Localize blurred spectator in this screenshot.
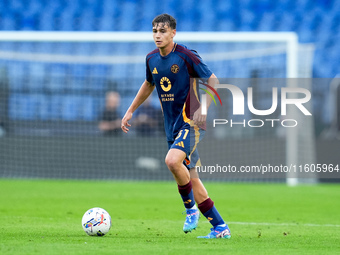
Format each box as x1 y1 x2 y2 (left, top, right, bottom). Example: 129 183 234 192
0 120 5 137
98 91 122 136
133 97 163 136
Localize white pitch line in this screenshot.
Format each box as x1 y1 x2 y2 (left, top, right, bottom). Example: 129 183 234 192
226 221 340 228
167 220 340 228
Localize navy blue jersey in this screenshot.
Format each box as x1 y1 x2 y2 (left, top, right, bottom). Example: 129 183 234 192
146 43 212 141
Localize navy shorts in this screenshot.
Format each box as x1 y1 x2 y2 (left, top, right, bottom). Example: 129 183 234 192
167 126 205 170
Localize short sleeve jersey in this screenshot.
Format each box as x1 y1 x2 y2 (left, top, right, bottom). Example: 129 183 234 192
146 43 212 141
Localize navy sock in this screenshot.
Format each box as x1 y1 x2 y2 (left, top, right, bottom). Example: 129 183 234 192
178 181 196 209
198 198 225 227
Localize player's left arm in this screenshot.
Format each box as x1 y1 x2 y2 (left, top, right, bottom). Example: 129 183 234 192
193 73 219 125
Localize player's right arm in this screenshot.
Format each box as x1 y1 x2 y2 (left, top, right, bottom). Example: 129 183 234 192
121 80 155 133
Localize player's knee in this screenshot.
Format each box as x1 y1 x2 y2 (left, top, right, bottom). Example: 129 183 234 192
165 155 181 172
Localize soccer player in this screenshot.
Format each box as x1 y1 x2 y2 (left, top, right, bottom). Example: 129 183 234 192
121 14 231 239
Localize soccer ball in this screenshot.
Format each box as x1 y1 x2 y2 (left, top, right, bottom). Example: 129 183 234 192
82 207 111 236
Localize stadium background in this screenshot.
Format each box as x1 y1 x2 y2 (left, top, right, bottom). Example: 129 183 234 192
0 0 339 181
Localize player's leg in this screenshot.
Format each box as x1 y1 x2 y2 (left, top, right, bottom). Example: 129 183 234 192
190 169 231 239
165 148 190 186
164 148 195 207
189 167 208 204
166 127 200 233
188 152 231 238
165 148 199 233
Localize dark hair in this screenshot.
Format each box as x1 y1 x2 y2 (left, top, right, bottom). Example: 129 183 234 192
152 14 176 29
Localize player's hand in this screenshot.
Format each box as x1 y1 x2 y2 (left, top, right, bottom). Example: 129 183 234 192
121 112 133 133
193 107 206 126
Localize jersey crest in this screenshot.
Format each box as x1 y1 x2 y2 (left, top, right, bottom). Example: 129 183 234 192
171 64 179 74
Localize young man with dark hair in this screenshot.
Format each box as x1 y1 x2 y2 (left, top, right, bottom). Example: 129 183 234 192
121 13 231 239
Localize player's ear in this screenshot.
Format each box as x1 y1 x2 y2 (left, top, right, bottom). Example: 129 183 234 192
172 29 176 38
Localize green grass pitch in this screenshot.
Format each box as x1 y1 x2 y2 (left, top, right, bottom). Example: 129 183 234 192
0 179 339 255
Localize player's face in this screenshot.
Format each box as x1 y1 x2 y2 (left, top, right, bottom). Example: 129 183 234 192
152 23 176 51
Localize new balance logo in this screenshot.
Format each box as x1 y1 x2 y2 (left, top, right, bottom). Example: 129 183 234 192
175 141 184 148
152 67 158 74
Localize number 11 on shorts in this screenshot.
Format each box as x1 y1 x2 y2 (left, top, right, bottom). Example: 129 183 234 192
176 129 189 140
